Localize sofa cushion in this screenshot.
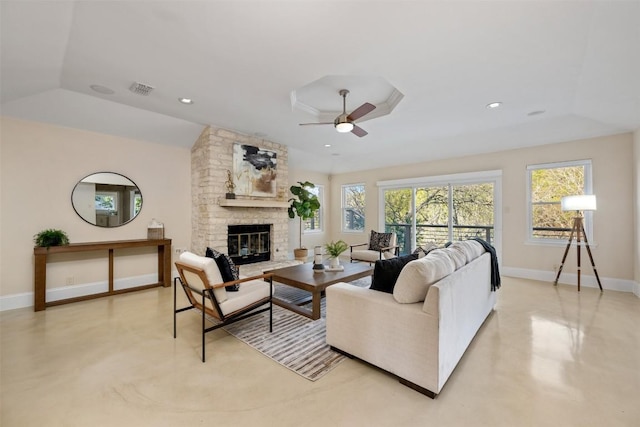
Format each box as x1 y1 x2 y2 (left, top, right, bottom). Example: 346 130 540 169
393 249 456 303
444 245 466 269
370 253 419 294
179 251 227 302
450 240 485 263
369 230 393 251
206 247 240 291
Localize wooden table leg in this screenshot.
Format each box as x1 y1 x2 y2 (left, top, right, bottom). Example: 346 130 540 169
108 249 114 292
34 253 47 311
310 291 321 320
159 242 171 287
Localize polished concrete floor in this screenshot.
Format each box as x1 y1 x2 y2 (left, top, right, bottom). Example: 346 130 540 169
1 277 639 426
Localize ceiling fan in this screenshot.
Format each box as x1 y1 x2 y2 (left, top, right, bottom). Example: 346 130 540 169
299 89 376 137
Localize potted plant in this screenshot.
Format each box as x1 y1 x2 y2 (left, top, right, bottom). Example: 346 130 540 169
34 229 70 249
325 240 348 268
288 181 320 261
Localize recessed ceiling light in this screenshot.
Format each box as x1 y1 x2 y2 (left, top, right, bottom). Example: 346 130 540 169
90 84 115 95
527 110 546 116
324 144 331 148
178 98 194 104
486 102 502 109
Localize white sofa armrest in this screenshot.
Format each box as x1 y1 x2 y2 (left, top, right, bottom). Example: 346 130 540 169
424 253 496 389
326 283 439 393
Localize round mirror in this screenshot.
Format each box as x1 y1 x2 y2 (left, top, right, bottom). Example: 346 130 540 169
71 172 142 227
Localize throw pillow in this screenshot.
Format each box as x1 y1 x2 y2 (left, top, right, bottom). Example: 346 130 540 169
205 247 240 291
412 242 439 258
393 249 456 303
369 230 393 251
370 253 419 294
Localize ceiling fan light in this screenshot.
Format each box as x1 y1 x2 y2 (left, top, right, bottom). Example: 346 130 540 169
336 122 354 133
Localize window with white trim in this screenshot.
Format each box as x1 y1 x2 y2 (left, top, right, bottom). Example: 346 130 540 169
304 185 323 233
527 160 593 243
379 171 501 255
342 184 365 232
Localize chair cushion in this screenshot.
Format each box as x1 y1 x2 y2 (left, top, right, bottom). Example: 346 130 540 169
179 251 227 302
393 249 456 303
206 247 240 291
369 230 392 251
370 253 419 294
351 250 385 263
219 279 271 316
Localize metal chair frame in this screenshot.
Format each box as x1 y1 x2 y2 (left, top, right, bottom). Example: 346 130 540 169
174 261 273 362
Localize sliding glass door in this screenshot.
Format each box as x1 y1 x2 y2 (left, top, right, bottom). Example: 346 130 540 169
382 173 498 255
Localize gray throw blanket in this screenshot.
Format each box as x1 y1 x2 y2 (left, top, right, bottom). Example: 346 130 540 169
470 238 501 291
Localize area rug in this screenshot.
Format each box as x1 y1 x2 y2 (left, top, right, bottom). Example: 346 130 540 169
222 277 371 381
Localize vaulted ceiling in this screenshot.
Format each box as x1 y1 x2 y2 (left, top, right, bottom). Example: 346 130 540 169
2 1 639 173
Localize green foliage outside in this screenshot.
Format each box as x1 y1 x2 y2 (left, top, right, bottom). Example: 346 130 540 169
384 183 494 250
343 184 365 231
530 165 584 239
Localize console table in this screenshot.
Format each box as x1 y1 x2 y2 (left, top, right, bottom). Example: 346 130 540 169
34 238 172 311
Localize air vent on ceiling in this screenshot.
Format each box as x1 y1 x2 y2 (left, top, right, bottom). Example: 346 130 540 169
129 82 155 96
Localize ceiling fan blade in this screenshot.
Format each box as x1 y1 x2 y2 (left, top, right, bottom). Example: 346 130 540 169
347 102 376 121
299 122 333 126
351 124 368 137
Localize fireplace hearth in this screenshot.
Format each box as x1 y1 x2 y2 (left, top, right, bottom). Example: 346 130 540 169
227 224 271 265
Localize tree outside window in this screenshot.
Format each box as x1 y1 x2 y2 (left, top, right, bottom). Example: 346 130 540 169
342 184 365 232
384 182 494 253
528 160 592 242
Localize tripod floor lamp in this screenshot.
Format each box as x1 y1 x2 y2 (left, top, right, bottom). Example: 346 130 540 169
553 194 603 292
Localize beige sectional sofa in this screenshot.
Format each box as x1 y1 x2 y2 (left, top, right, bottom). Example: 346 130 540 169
326 241 498 398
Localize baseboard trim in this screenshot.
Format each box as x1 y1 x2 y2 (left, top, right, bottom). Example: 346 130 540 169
502 267 637 295
0 272 171 312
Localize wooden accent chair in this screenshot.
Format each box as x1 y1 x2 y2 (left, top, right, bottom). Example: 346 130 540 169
350 231 400 264
174 251 273 362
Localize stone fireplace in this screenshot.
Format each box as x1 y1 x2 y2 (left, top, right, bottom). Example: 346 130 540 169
190 126 289 262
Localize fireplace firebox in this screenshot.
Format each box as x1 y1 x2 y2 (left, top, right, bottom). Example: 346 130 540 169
227 224 271 265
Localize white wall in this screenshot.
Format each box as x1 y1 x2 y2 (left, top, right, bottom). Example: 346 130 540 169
634 129 640 296
0 117 193 309
329 133 635 291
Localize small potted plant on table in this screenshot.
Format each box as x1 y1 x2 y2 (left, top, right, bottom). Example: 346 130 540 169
34 229 70 249
325 240 348 270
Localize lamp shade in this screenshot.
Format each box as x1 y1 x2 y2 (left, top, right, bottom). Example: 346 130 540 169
561 195 597 211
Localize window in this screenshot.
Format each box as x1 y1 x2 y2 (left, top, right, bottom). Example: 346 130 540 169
304 185 323 233
95 192 118 213
382 174 497 254
342 184 365 232
527 160 592 243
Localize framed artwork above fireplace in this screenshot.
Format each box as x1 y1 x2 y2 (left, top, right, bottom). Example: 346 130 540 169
232 143 277 197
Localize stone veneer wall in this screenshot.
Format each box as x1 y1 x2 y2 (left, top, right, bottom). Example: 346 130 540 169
191 126 289 261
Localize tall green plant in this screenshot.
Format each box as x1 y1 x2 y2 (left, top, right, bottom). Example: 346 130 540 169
288 181 320 249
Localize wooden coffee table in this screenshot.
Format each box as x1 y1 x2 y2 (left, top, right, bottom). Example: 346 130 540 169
266 262 373 320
